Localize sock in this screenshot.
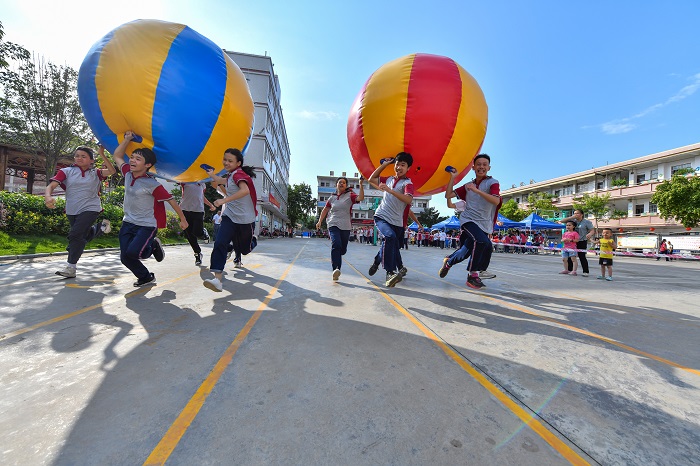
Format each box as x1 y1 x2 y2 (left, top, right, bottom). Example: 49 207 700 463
470 272 478 278
67 262 76 269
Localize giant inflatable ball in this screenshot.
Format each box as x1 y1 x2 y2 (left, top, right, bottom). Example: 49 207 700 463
347 53 488 195
78 19 254 182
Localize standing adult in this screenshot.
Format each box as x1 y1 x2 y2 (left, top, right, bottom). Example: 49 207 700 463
45 146 116 278
559 209 595 276
316 176 364 281
179 181 216 266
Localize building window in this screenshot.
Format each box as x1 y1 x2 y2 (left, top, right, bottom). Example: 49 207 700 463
515 197 520 204
650 168 658 179
635 204 645 215
562 185 574 196
596 181 604 190
649 203 657 214
554 189 561 197
636 174 646 184
671 163 691 175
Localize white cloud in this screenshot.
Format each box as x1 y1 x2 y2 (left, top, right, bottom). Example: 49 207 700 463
594 73 700 135
297 110 340 121
601 122 636 134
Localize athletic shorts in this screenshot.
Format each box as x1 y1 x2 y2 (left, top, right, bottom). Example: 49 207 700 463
599 258 613 266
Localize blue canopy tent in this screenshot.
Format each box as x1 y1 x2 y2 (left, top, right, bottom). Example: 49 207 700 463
495 213 526 230
521 213 565 230
431 216 460 231
407 221 421 231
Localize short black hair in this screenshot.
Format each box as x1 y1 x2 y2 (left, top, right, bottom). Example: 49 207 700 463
474 153 490 163
566 220 577 227
132 147 157 167
74 146 94 160
395 152 413 167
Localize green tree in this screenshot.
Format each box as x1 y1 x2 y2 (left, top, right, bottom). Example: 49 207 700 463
651 175 700 228
526 191 559 218
499 199 527 221
287 183 316 228
418 207 447 228
0 53 89 179
0 21 29 69
572 192 614 232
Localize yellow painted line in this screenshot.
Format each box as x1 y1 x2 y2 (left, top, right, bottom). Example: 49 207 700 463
143 246 305 466
348 263 589 465
411 268 700 377
0 271 201 341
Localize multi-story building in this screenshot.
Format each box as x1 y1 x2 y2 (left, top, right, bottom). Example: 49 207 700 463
226 51 290 235
501 142 700 235
316 171 432 230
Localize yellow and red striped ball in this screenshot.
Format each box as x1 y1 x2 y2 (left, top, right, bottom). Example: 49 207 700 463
347 53 488 195
78 19 254 182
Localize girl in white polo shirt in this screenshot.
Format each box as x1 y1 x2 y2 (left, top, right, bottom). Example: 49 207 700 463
45 145 116 278
316 176 364 281
203 148 258 292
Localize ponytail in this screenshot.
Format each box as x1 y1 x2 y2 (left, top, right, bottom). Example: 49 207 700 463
224 148 256 178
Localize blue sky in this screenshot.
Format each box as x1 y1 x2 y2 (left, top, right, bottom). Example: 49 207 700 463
2 0 699 216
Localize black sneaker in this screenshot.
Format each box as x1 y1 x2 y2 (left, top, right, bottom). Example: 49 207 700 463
195 253 203 266
152 238 164 262
399 266 407 277
466 275 485 289
439 257 451 278
368 261 379 276
203 229 210 244
134 273 156 287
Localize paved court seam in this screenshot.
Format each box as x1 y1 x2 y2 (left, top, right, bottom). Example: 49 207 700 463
345 261 595 466
143 245 306 466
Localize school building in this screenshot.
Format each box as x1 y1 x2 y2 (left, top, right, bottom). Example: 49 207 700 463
500 142 700 236
316 171 432 229
226 51 291 235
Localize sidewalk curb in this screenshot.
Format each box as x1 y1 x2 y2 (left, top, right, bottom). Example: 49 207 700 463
0 242 188 262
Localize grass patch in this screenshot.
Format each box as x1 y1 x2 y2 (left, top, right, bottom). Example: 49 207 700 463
0 232 185 256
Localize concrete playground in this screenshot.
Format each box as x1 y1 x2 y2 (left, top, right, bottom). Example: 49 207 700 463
0 237 698 465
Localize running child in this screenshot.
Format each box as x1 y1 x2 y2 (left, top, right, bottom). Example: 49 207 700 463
594 228 616 281
560 221 580 276
367 153 415 287
179 181 216 266
203 148 258 292
45 145 117 278
113 131 188 287
440 154 501 289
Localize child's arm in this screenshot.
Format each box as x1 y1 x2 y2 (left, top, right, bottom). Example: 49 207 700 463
112 132 134 168
97 145 117 177
368 158 394 186
213 180 250 207
316 205 330 230
44 180 61 209
356 176 365 202
445 167 458 200
165 198 189 230
446 197 456 209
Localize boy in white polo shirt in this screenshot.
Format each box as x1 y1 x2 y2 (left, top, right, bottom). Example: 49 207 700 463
113 131 188 287
368 152 414 288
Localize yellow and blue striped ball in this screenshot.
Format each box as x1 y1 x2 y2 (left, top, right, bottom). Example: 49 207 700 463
78 19 254 182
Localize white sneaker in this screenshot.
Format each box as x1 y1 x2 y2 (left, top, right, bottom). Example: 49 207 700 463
55 266 76 278
203 278 223 292
582 272 589 277
332 269 341 281
100 219 112 234
479 270 496 279
233 260 243 268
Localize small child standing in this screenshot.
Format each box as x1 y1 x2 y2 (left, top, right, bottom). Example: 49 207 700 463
203 148 258 292
113 132 188 287
560 221 580 275
595 228 616 281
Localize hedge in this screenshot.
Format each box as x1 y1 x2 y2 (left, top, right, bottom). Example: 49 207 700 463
0 191 208 239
